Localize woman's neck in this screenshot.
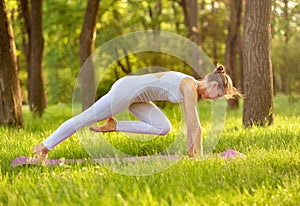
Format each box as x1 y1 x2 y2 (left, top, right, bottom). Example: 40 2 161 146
196 80 207 95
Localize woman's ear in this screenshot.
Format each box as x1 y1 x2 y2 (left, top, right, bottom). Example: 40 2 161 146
210 81 219 89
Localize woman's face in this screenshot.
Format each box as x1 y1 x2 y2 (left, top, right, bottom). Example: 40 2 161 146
203 81 224 100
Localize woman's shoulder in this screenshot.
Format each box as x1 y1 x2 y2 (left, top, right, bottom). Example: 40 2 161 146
165 71 195 78
173 71 197 83
176 72 198 89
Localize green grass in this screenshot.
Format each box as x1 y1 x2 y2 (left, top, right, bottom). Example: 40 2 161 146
1 95 300 205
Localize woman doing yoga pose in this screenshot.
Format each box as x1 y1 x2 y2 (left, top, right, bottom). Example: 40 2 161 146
34 64 240 160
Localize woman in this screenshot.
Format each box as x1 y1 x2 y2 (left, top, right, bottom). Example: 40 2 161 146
34 64 240 160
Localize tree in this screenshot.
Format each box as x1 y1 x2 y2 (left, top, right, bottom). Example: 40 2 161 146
180 0 201 78
20 0 46 116
225 0 243 109
0 0 23 127
279 0 290 94
180 0 200 45
79 0 101 111
210 0 218 64
30 0 46 116
242 0 274 127
19 0 30 83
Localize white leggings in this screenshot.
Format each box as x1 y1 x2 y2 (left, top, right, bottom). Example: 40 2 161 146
43 81 172 150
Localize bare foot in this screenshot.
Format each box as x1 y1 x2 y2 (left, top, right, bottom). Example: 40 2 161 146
33 143 49 162
89 117 117 133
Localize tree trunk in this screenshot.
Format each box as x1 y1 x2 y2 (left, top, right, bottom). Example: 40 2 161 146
242 0 274 127
238 0 246 95
172 1 180 33
181 0 201 45
0 0 23 127
283 0 289 44
27 0 46 116
211 1 218 64
180 0 201 79
280 0 290 94
225 0 243 109
79 0 101 111
19 0 31 101
238 33 244 94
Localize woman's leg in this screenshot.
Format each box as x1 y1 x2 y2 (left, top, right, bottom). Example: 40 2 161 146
41 94 112 150
33 78 131 159
116 102 172 135
40 78 130 151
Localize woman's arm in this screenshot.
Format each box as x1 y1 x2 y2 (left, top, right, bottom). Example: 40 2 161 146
181 79 203 157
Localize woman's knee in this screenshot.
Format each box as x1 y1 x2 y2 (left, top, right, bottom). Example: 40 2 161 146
157 119 172 136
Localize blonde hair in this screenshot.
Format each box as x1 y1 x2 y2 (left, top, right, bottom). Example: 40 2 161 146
205 64 242 99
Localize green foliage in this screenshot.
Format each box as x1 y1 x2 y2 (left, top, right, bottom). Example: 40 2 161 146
272 33 300 95
199 0 230 63
0 95 300 205
5 0 300 103
272 0 300 95
46 67 75 104
42 1 85 104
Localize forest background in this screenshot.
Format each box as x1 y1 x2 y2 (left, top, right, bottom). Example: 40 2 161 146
5 0 300 109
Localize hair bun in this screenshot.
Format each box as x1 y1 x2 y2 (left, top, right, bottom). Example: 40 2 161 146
215 64 226 74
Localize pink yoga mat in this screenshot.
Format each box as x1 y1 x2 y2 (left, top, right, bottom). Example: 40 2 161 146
11 150 245 167
10 155 180 167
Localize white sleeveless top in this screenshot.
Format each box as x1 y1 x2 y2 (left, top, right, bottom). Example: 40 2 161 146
116 71 197 104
